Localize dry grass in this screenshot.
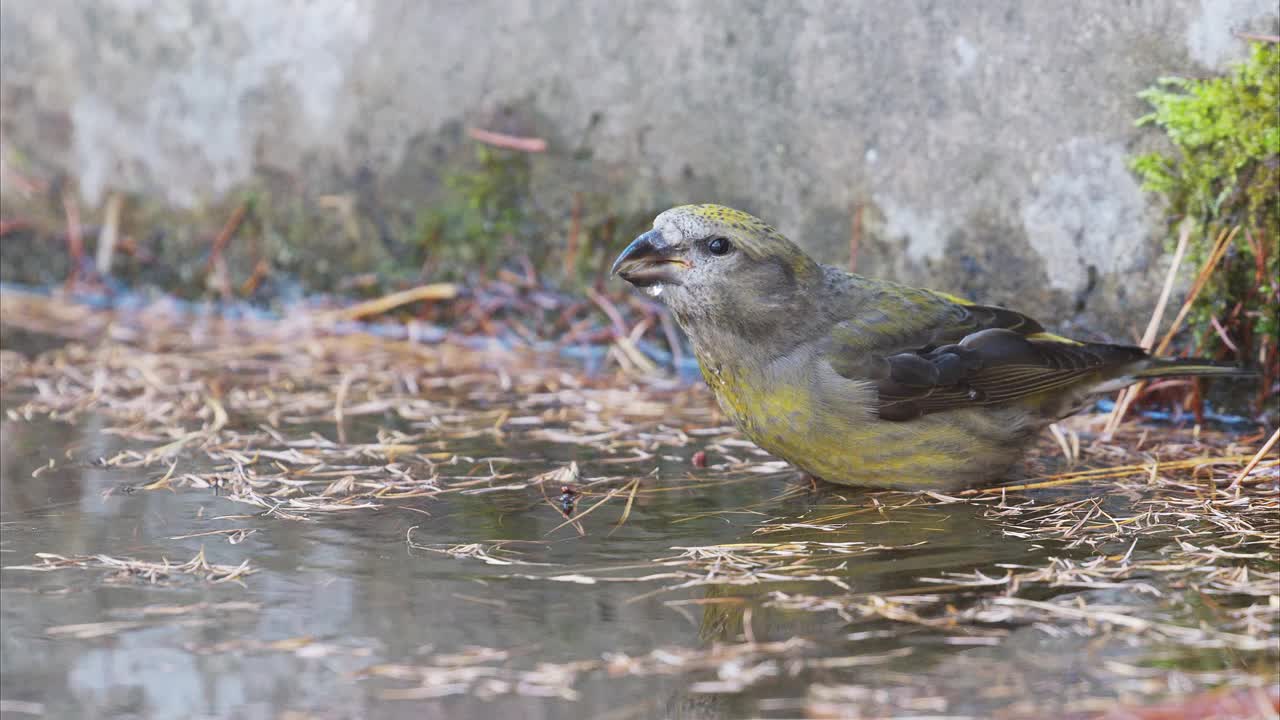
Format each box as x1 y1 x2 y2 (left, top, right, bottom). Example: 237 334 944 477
2 291 1276 716
5 548 257 586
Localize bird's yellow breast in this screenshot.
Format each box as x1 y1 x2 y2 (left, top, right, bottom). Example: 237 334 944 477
695 351 1032 490
698 351 862 478
698 353 811 441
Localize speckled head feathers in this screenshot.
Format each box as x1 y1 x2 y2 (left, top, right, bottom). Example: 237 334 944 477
618 204 825 358
652 204 802 261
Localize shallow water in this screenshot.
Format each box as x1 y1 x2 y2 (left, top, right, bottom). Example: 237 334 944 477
0 325 1274 720
0 413 1000 719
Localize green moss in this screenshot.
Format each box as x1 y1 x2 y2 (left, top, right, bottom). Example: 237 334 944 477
408 146 662 289
1131 42 1280 372
414 145 538 279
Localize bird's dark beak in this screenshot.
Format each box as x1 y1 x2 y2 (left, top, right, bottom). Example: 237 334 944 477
611 230 687 287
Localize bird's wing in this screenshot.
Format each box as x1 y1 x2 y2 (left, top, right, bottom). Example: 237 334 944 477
823 286 1146 420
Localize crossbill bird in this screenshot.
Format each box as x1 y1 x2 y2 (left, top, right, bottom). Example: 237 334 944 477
612 204 1251 490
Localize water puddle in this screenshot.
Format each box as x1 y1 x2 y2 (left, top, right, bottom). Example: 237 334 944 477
1 301 1275 719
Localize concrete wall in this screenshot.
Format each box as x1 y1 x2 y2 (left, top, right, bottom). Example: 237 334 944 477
1 0 1275 334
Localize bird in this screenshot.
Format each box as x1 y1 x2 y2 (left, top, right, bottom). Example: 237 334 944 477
611 204 1252 490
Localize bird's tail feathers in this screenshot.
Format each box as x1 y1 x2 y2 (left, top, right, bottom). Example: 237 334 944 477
1133 357 1256 380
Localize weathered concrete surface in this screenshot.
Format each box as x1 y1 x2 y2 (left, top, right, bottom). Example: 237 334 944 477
1 0 1275 334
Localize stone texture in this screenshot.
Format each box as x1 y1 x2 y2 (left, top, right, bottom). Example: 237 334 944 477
1 0 1275 335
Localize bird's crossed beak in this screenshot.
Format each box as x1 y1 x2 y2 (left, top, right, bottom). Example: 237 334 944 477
611 230 688 287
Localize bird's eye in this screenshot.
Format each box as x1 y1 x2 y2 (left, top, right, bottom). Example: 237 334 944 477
707 237 732 256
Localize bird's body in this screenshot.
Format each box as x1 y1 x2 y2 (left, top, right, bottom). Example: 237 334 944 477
613 204 1251 490
688 270 1041 490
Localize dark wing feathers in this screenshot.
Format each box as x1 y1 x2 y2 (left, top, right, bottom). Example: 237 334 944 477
823 286 1147 421
873 330 1148 421
827 288 1048 367
950 303 1045 339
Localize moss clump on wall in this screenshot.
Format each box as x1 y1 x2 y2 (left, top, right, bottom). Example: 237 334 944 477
1131 41 1279 400
411 145 660 288
414 145 538 278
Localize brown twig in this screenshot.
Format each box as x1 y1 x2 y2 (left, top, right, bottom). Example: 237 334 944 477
1103 220 1191 436
607 478 642 537
849 203 863 273
1104 224 1238 436
239 258 272 296
206 202 248 301
586 287 627 338
565 192 582 279
466 128 547 153
205 202 248 274
1231 428 1279 490
334 372 354 445
1155 225 1240 356
1209 314 1239 352
659 309 685 369
1235 31 1280 43
96 193 124 276
62 193 83 290
1143 219 1193 351
0 219 33 237
320 284 459 323
965 453 1262 494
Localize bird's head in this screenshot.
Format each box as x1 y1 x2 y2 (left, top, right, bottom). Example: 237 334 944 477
612 204 822 350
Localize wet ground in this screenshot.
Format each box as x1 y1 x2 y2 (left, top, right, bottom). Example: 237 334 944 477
0 299 1276 719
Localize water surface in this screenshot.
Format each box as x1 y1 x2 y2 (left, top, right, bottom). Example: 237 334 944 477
1 325 1275 719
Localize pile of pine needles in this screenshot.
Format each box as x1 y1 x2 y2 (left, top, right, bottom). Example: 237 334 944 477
2 291 1276 718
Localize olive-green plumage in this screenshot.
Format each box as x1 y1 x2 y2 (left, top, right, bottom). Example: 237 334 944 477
612 204 1252 490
